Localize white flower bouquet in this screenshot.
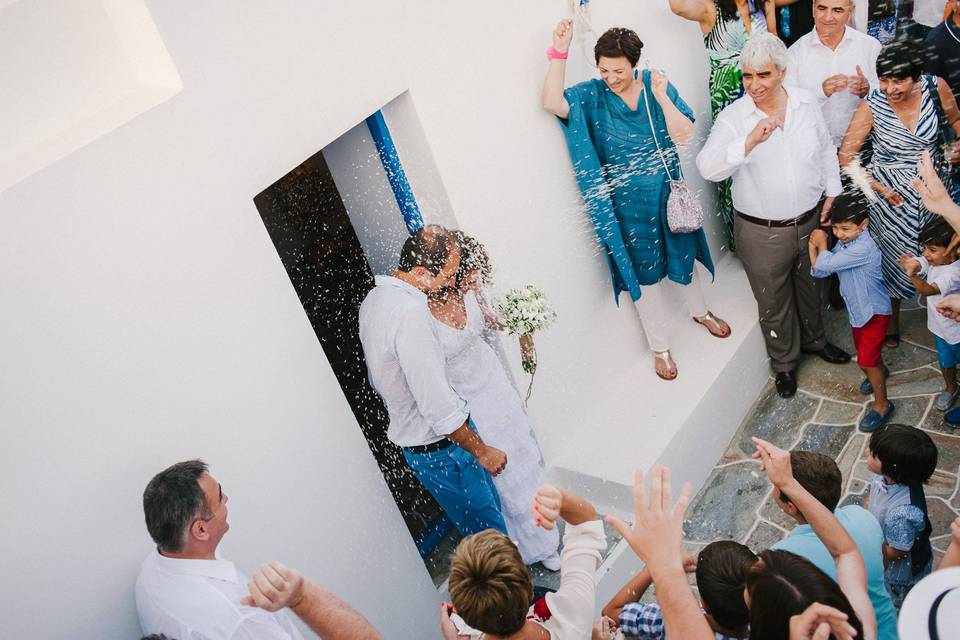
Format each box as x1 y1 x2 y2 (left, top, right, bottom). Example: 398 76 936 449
494 285 558 403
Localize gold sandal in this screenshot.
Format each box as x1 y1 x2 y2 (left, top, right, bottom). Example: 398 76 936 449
693 311 731 338
654 350 678 381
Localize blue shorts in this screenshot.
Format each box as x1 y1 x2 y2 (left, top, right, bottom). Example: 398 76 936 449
935 335 960 369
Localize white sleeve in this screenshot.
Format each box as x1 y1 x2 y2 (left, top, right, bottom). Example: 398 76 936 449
815 107 842 197
229 611 304 640
542 520 607 638
696 114 749 182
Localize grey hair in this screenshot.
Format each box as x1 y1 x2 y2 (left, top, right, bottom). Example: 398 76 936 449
739 31 789 71
143 459 213 552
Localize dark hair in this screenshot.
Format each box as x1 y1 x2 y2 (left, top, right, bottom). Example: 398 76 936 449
828 191 870 226
919 217 956 250
397 224 455 275
717 0 769 21
142 636 173 640
746 550 863 640
876 38 925 80
143 460 211 553
452 231 492 291
780 451 843 512
594 28 644 66
696 541 758 630
868 424 938 485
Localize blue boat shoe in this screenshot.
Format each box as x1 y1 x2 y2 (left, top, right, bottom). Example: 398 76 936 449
859 401 895 432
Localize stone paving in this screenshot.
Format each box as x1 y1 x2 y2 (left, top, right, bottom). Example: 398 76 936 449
684 301 960 567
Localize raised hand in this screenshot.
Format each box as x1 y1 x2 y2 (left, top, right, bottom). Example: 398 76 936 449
822 74 849 98
751 437 794 489
440 602 470 640
746 116 782 153
897 253 921 275
846 65 869 98
605 465 692 575
241 562 305 612
912 150 957 217
650 69 669 98
533 484 562 530
552 19 574 53
789 603 858 640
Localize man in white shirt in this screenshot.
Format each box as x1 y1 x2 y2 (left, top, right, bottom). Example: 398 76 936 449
787 0 882 148
697 32 849 399
358 224 508 537
135 460 377 640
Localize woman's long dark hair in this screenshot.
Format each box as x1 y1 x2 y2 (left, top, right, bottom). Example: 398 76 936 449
746 550 863 640
716 0 770 22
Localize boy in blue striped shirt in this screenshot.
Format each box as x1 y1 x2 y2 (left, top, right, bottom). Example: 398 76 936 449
809 192 893 432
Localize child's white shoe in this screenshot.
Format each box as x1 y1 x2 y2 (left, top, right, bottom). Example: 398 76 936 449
541 552 561 571
936 388 959 411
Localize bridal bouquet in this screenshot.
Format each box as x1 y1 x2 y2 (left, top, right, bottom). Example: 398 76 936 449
495 285 558 403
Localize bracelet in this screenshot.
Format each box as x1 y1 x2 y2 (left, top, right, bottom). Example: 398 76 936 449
546 46 568 61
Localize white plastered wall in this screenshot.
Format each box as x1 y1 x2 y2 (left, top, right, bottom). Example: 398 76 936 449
0 1 760 638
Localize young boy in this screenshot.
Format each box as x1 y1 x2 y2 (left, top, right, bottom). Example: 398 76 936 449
897 218 960 413
809 191 894 432
600 541 757 640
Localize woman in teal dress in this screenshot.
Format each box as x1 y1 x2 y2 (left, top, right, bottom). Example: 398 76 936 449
542 21 729 380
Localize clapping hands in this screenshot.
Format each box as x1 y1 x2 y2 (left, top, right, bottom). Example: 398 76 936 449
897 253 921 276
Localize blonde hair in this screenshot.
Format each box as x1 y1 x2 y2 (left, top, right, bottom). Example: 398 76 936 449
448 530 533 635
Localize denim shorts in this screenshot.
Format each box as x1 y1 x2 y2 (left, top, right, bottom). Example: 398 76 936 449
935 335 960 369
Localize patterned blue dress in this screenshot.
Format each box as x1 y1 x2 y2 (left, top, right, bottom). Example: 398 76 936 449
866 75 953 300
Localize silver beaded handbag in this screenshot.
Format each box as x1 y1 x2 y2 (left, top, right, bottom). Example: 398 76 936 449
642 87 704 234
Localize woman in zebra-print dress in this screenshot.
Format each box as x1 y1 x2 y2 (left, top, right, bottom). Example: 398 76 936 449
840 41 960 346
667 0 776 249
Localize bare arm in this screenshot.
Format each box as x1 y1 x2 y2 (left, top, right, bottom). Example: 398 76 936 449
447 423 507 476
542 19 572 118
650 71 695 145
881 543 909 568
939 77 960 136
666 0 714 29
839 102 873 168
909 274 941 297
602 568 653 623
940 517 960 569
765 1 779 38
243 564 383 640
808 229 828 270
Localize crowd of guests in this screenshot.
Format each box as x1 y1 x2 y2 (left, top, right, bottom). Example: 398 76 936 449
131 2 960 639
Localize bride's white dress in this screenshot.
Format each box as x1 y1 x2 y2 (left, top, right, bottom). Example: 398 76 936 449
434 292 560 564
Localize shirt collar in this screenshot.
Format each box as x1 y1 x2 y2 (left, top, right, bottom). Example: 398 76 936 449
838 232 868 250
376 274 428 302
743 87 804 119
154 550 240 583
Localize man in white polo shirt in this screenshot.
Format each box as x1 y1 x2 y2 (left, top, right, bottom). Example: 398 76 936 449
786 0 882 149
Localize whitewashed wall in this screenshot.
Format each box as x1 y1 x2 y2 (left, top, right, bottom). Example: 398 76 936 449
0 1 724 638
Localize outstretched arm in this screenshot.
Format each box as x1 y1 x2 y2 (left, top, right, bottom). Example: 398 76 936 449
243 563 383 640
542 19 572 118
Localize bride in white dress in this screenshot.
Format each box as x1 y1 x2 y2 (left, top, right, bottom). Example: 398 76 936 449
428 232 561 568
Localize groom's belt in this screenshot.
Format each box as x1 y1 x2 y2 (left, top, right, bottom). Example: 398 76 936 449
404 438 454 454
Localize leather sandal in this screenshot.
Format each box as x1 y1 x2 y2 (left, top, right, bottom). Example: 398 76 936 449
693 311 732 338
654 350 678 381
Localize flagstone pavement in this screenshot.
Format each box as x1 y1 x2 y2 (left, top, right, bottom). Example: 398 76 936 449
683 300 960 568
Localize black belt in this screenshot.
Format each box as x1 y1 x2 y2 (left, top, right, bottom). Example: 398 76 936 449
737 208 815 228
404 438 454 454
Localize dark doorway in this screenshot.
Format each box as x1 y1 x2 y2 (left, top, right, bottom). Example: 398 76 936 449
253 150 447 553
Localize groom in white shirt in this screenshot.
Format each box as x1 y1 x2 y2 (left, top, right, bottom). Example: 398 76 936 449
359 224 508 537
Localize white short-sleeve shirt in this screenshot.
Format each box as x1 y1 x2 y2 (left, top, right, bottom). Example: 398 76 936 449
919 258 960 344
135 550 305 640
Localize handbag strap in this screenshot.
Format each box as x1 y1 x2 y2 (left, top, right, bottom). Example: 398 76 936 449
641 78 680 181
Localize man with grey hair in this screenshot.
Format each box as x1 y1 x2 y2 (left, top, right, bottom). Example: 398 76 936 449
697 31 848 399
786 0 881 148
135 460 378 639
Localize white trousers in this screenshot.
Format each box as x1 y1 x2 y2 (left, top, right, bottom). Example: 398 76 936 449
632 269 708 353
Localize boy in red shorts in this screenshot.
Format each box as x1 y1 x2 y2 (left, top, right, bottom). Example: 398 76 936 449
809 191 894 432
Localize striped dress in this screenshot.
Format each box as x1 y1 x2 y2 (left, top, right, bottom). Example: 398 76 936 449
704 0 768 249
866 75 954 300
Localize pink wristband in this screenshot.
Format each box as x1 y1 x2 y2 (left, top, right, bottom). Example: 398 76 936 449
546 46 569 61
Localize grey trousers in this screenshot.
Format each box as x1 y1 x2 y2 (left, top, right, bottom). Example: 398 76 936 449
735 209 827 373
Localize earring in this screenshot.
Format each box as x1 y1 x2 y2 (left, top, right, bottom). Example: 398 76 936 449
634 68 639 80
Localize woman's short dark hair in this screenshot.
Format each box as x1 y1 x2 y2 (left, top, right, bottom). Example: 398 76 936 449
876 38 925 80
828 191 871 226
397 224 454 275
868 423 938 485
594 28 644 66
452 231 492 290
919 217 956 250
142 460 211 553
696 541 758 630
746 550 863 640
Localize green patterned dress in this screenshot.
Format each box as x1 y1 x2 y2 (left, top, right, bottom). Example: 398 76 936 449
704 0 768 249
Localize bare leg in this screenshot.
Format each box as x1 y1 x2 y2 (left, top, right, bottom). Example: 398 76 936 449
886 299 901 346
943 366 958 394
864 364 889 414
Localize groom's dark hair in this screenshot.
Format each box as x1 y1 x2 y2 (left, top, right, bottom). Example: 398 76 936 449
398 224 454 275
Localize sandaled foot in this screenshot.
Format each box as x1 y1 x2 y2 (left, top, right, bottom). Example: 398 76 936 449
654 350 678 381
885 333 900 348
693 311 731 338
